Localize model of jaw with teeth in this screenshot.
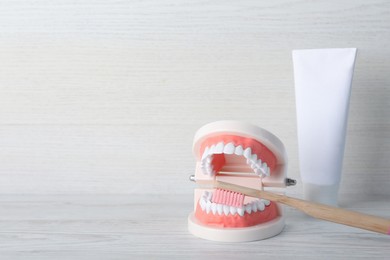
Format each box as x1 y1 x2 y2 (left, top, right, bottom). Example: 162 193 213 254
188 121 288 242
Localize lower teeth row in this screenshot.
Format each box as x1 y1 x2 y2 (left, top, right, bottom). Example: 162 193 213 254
199 193 270 216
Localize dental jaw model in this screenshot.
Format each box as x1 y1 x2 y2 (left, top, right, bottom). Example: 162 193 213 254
188 121 292 242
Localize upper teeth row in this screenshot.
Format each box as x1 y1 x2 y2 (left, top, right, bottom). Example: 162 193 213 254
200 142 270 177
199 191 271 216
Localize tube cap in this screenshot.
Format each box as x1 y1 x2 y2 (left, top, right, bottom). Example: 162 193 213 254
303 183 340 206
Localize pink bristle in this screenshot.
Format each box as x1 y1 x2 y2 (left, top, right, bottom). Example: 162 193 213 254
224 190 229 205
222 190 228 205
236 193 241 208
232 193 237 207
229 191 235 206
232 193 239 207
239 194 244 208
227 191 232 205
211 189 220 204
211 188 245 208
238 194 243 208
213 189 219 203
231 192 237 207
217 189 222 203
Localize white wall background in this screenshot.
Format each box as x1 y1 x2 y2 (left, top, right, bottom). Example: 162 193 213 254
0 0 389 196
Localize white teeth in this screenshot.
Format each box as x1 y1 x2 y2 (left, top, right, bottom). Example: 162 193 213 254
206 191 212 201
237 207 245 216
223 205 230 216
205 166 213 175
234 145 244 155
245 204 252 214
208 145 215 155
257 201 265 211
250 162 256 169
223 142 235 154
252 162 261 170
259 168 266 176
243 148 252 159
263 199 271 206
246 153 256 165
211 203 217 214
206 157 212 164
230 206 237 215
206 200 212 214
262 162 267 170
214 142 224 154
259 162 270 176
201 147 209 160
217 204 223 215
200 162 206 169
251 202 258 212
254 168 263 175
200 198 206 210
251 154 257 162
200 147 217 176
249 157 266 176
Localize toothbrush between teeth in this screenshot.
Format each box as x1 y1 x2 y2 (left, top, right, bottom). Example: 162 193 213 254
214 180 390 235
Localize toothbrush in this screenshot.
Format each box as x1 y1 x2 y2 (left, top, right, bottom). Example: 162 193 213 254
215 180 390 235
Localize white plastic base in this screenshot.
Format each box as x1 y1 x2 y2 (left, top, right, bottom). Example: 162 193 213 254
188 212 284 242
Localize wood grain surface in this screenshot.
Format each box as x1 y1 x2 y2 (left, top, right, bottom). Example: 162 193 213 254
0 0 389 197
0 194 389 259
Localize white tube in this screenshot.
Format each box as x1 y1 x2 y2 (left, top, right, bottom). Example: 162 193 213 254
292 48 357 206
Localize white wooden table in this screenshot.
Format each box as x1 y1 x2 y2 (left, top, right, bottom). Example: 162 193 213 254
1 194 388 259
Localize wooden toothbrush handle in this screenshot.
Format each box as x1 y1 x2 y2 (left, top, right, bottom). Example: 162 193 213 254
216 180 390 235
268 192 390 235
